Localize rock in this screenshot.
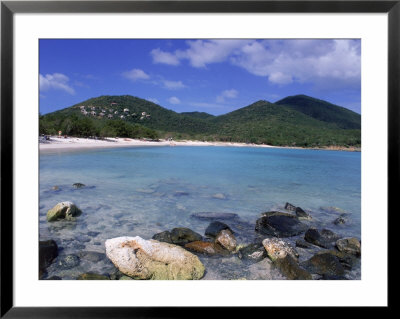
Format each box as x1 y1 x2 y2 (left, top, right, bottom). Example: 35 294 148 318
295 207 312 220
77 273 110 280
335 237 361 257
301 252 345 277
105 236 205 280
205 221 233 238
296 239 312 249
274 254 312 280
238 243 267 262
212 193 226 199
318 250 358 270
73 183 86 189
57 255 80 269
119 275 134 280
39 240 58 272
78 251 105 262
153 228 202 245
152 231 173 244
333 217 346 225
191 212 238 221
46 201 82 222
109 269 125 280
215 229 237 252
256 212 307 237
262 238 299 261
170 228 203 245
247 258 284 280
284 202 297 212
87 231 100 237
184 241 228 256
304 228 341 248
174 191 189 196
76 235 91 243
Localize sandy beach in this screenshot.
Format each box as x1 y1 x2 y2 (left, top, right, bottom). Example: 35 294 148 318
39 136 277 152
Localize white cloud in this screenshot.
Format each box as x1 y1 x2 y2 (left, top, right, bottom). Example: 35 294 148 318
176 40 249 68
151 48 180 65
122 68 150 81
268 72 293 84
168 96 181 104
150 39 360 89
147 98 160 104
216 89 238 103
162 80 186 90
39 73 75 94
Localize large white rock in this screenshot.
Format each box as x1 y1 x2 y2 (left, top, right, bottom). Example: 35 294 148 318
105 236 205 280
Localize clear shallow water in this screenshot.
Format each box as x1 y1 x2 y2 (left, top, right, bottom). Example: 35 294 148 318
39 146 361 280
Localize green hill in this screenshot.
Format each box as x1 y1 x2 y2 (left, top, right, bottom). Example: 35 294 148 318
181 111 215 120
276 94 361 129
208 100 360 146
40 94 361 147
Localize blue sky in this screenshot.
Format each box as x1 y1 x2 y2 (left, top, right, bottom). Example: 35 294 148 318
39 39 361 115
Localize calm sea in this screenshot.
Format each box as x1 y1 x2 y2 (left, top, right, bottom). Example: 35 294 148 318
39 146 361 280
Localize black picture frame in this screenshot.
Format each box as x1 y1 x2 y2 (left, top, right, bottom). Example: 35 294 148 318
1 0 395 317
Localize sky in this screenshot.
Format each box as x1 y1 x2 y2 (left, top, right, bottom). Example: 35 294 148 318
39 39 361 115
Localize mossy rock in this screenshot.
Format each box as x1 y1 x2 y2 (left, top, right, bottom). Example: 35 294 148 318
47 201 82 222
77 273 110 280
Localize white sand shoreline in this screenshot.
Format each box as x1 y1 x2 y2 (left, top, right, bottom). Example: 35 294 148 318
39 136 277 153
39 136 360 153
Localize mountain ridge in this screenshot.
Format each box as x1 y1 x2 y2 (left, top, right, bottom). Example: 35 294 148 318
40 94 361 147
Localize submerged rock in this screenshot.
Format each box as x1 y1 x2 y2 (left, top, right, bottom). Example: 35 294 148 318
73 183 86 189
301 252 345 277
304 228 341 248
255 212 307 237
215 229 237 252
205 221 233 238
170 228 203 245
77 273 110 280
295 207 312 220
284 202 297 212
335 237 361 257
274 254 312 280
262 238 299 261
212 193 227 200
152 231 173 244
78 251 106 262
184 240 228 256
333 217 346 225
57 254 80 269
105 236 205 280
238 243 267 263
153 228 202 246
174 191 190 197
295 239 312 249
46 201 82 222
318 249 358 270
39 239 58 274
191 212 239 221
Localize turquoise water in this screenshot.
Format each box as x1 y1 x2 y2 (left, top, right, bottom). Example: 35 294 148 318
39 146 361 279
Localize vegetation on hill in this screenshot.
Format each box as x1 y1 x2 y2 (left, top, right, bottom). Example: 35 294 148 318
39 94 361 148
276 95 361 129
